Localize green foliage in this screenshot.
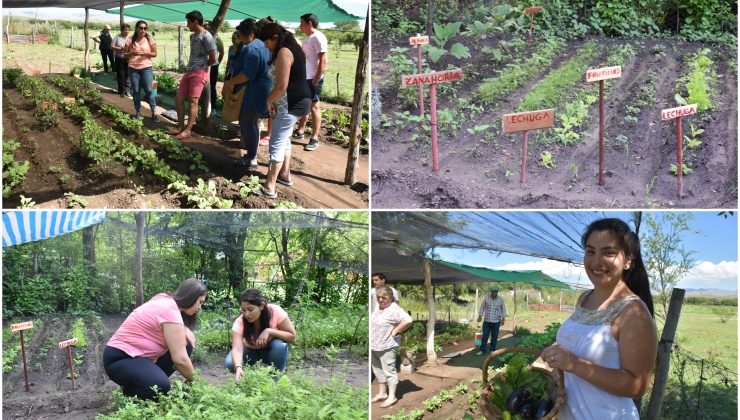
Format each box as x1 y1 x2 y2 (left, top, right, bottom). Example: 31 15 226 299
70 317 88 348
2 139 30 198
290 303 368 351
489 354 549 410
3 67 24 84
498 322 560 365
678 49 715 111
425 21 468 63
684 296 737 306
17 195 37 209
100 366 368 419
670 163 693 176
235 176 261 198
552 94 597 146
538 151 555 169
168 179 233 209
512 326 532 336
371 0 421 38
154 72 178 95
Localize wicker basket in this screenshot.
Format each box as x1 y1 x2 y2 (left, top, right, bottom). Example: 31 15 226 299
478 347 566 419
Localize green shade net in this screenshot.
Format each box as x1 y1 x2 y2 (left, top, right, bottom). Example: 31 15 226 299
437 260 571 290
108 0 362 23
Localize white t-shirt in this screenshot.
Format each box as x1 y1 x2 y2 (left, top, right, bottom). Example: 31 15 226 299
302 29 328 79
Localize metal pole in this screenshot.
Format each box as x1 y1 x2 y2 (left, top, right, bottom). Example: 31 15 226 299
20 330 29 392
417 44 424 116
430 83 438 172
520 130 528 183
67 346 76 389
598 79 605 185
677 113 683 197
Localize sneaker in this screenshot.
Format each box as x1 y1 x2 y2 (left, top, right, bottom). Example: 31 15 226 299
234 157 251 167
125 92 132 98
248 159 258 170
151 114 160 123
131 113 142 120
304 138 319 151
475 351 485 356
291 129 304 139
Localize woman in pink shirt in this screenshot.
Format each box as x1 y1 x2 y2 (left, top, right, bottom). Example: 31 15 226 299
224 288 296 379
124 20 159 121
103 278 206 399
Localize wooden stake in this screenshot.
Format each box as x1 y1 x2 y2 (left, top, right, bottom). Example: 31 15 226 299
20 330 29 392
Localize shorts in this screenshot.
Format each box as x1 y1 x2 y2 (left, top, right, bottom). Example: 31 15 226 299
177 68 209 98
269 111 300 163
306 78 323 102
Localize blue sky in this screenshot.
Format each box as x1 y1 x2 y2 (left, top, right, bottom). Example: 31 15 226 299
437 211 738 291
2 0 368 27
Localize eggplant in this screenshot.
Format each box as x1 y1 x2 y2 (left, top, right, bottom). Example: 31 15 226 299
505 387 531 413
535 398 554 419
520 399 537 419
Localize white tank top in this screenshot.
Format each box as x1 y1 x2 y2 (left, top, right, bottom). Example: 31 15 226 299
557 292 641 420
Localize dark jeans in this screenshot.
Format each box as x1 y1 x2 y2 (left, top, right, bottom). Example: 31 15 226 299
224 339 289 373
101 48 114 73
210 64 219 112
129 66 156 114
114 57 130 95
239 106 260 162
479 321 501 353
103 343 193 400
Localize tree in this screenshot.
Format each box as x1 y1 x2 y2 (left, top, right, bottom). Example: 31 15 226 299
333 20 360 31
641 213 696 318
134 212 145 307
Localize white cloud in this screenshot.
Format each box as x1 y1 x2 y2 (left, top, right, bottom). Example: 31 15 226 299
677 260 738 290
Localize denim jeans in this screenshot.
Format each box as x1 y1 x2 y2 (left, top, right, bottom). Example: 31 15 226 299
239 106 260 162
129 66 156 114
224 338 289 373
479 321 501 353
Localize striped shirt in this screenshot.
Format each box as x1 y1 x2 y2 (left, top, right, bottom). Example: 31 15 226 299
479 295 507 323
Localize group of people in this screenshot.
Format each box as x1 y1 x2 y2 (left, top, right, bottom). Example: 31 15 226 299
96 11 328 198
370 219 657 419
103 280 295 400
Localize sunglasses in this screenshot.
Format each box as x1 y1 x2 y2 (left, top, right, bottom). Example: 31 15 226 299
137 26 148 30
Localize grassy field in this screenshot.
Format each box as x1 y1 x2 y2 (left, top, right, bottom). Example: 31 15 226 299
47 27 363 103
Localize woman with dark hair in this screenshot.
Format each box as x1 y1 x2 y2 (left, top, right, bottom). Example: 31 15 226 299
542 218 657 419
256 22 312 198
224 288 296 379
103 278 207 399
222 18 272 169
124 20 159 121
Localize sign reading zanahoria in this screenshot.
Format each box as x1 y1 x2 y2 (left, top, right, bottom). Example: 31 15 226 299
401 69 463 87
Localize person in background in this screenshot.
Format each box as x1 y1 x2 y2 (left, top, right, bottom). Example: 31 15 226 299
93 24 114 73
541 218 656 420
476 286 507 355
124 20 158 121
224 288 296 379
103 278 207 399
111 23 131 97
205 22 225 116
225 31 242 80
370 272 399 313
292 13 328 151
222 18 271 170
257 22 311 198
168 10 216 140
371 286 412 408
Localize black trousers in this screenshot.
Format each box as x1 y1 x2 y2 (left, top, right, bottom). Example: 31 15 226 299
210 64 219 112
114 57 130 95
101 48 114 73
103 343 193 400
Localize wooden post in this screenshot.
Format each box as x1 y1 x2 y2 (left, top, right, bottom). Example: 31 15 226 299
6 14 11 45
134 212 144 307
163 45 166 68
423 258 437 365
646 288 686 419
83 8 90 74
178 26 184 71
336 72 340 98
119 0 125 30
20 330 29 391
474 288 479 326
426 0 433 37
69 28 73 48
513 288 518 316
344 10 369 185
32 9 38 45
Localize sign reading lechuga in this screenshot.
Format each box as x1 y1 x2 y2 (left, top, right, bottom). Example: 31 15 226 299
661 104 697 120
401 69 463 87
502 109 555 133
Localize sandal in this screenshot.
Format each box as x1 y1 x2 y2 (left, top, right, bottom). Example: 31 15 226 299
291 129 304 139
276 177 293 186
259 185 278 199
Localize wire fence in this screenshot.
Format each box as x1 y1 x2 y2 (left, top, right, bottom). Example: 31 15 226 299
643 346 737 420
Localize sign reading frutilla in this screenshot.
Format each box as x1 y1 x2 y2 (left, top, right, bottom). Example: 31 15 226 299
586 66 622 82
402 69 463 87
58 338 78 349
11 321 33 332
661 104 697 120
409 35 429 46
524 6 544 13
502 109 555 133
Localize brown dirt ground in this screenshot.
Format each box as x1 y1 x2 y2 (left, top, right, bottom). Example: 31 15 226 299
3 44 369 209
2 314 368 419
371 33 737 209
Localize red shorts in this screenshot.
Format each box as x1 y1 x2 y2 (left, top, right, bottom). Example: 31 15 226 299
177 68 209 98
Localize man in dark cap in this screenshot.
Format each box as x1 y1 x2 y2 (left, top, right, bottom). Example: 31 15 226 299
476 286 507 355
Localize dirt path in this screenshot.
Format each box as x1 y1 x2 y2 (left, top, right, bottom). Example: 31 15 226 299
4 43 369 209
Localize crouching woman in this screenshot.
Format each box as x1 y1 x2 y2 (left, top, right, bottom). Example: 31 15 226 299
225 288 296 380
103 278 207 399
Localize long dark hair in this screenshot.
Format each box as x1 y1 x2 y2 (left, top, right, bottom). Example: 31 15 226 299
238 288 272 342
257 22 305 64
171 278 207 329
131 20 151 43
582 218 654 317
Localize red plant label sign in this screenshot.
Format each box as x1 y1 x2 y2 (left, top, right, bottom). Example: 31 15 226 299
502 109 555 133
409 35 430 46
58 338 78 349
10 321 33 332
524 6 544 13
586 66 622 82
401 69 463 87
661 104 697 120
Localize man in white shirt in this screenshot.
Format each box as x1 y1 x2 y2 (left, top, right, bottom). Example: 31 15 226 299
371 272 399 313
293 13 328 151
476 286 507 355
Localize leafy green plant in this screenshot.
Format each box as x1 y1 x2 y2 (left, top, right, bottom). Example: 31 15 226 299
677 49 715 111
670 163 693 176
425 22 470 63
64 192 88 208
17 195 36 208
235 176 261 198
684 124 704 149
538 151 555 168
422 395 443 412
154 72 178 95
168 178 233 209
2 139 30 198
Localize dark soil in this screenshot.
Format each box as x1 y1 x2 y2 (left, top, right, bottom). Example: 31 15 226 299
2 314 368 419
371 32 737 209
2 64 369 209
